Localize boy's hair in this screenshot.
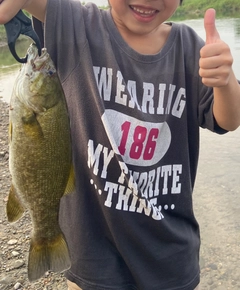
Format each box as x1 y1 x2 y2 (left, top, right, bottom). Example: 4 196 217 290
180 0 183 4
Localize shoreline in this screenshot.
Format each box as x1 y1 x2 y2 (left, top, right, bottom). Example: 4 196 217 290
0 10 239 49
0 41 7 47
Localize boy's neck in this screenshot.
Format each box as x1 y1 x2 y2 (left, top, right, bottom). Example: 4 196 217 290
116 23 172 55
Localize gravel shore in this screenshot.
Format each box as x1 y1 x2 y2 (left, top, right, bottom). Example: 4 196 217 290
0 96 240 289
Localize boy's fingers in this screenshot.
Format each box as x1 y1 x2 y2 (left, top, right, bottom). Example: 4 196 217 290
204 8 221 44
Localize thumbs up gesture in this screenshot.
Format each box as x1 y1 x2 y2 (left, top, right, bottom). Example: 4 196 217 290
199 9 233 87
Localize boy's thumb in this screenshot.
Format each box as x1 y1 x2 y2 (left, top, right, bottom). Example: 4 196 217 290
204 8 220 44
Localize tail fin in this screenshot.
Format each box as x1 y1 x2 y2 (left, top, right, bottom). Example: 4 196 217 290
28 232 71 282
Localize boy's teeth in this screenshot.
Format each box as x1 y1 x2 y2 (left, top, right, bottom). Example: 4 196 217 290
131 6 155 15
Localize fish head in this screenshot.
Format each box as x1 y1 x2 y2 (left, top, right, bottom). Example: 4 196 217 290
14 44 62 113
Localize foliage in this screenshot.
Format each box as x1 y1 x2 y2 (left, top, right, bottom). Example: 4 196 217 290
0 25 7 43
173 0 240 20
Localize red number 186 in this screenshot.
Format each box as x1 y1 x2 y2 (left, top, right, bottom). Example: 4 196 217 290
118 121 159 160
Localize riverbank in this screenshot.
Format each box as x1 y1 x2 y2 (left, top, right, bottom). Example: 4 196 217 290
0 35 6 46
0 0 239 46
0 40 6 47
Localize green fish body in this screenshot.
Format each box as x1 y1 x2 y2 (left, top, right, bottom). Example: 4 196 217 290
7 44 74 282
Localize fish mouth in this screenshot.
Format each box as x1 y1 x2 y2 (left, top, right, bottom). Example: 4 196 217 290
27 43 42 60
129 5 159 18
16 44 57 114
26 44 52 72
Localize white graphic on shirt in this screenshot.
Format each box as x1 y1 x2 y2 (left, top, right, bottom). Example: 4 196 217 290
86 66 187 220
87 138 183 221
102 110 171 167
93 66 186 117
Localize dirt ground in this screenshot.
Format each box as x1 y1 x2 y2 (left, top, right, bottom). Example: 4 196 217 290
193 127 240 289
0 98 240 289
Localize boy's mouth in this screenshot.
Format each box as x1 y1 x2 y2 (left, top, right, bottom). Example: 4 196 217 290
130 5 158 17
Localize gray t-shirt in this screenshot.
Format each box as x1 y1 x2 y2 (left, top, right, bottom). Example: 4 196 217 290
45 1 225 289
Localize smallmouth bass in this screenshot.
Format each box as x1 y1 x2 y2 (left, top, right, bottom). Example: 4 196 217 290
7 44 74 281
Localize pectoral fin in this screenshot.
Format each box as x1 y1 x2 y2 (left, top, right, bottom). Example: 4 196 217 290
7 184 25 222
63 163 75 195
22 112 44 140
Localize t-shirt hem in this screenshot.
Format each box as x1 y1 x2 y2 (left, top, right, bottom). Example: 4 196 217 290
65 270 200 290
65 270 138 290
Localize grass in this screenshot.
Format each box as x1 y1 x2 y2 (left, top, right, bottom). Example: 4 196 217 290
173 0 240 20
0 25 7 44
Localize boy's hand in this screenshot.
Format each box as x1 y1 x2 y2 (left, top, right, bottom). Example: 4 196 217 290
199 9 233 87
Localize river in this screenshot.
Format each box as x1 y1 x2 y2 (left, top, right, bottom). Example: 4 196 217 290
1 17 240 102
0 17 240 289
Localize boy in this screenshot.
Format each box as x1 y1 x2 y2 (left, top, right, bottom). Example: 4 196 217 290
0 0 240 289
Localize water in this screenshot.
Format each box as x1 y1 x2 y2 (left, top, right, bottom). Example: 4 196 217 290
0 17 240 103
180 17 240 80
0 39 31 103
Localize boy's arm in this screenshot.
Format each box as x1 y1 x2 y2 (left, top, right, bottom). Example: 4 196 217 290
199 9 240 131
213 72 240 131
0 0 47 24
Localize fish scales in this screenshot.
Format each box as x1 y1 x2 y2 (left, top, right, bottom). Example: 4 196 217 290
7 44 74 282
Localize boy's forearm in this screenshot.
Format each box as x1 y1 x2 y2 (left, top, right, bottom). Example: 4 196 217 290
213 70 240 131
24 0 47 23
0 0 46 24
